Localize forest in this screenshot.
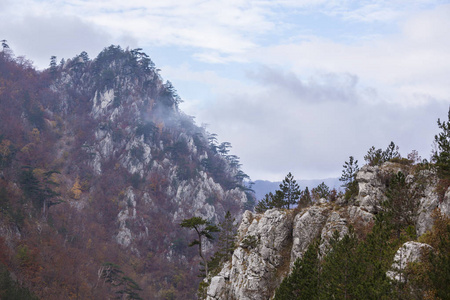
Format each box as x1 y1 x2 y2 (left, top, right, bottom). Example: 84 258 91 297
0 43 253 299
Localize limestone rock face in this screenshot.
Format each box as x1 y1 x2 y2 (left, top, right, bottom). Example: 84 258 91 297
206 203 379 300
442 188 450 216
387 241 433 282
355 164 386 213
290 206 330 265
319 211 349 255
207 162 450 300
356 163 449 236
416 171 440 236
207 209 294 300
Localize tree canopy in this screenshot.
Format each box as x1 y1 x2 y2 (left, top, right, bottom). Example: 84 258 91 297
180 216 219 278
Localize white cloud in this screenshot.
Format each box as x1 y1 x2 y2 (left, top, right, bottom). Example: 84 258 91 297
252 4 450 106
195 71 447 181
28 0 272 57
0 14 114 68
1 0 448 181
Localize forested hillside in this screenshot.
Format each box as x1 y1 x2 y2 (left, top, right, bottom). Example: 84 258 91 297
0 44 254 299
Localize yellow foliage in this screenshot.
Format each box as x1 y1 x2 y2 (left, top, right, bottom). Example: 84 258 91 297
86 239 92 249
157 122 164 134
32 168 45 180
0 139 11 157
20 143 34 154
30 128 40 143
71 176 82 200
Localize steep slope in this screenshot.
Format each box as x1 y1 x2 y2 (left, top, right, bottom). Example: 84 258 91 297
0 46 254 299
207 162 450 299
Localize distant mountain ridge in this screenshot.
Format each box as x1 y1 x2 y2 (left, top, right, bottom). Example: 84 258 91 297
253 178 341 200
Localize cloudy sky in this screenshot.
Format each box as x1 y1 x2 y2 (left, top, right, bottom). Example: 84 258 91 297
1 0 449 182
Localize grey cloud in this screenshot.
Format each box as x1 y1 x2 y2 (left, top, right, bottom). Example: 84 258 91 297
0 0 11 10
196 77 448 181
246 65 359 103
0 14 113 68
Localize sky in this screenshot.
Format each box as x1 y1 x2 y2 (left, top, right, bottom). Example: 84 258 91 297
1 0 449 182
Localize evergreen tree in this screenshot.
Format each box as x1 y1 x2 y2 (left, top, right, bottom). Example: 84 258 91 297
382 141 400 162
340 156 359 200
354 213 395 299
1 39 8 50
432 107 450 178
19 167 62 216
255 173 301 213
364 141 400 166
320 228 361 299
49 55 57 76
180 216 219 277
384 171 423 238
298 186 312 209
364 146 383 166
278 172 301 209
100 262 143 300
208 211 237 276
427 220 450 299
0 264 39 300
255 191 284 212
255 192 273 213
274 240 320 300
272 189 287 208
311 182 330 201
79 51 89 62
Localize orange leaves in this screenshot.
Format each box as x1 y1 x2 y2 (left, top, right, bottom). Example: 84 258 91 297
70 177 82 200
156 122 164 135
0 139 11 158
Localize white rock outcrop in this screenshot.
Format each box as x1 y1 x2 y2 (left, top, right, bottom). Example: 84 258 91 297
290 206 329 265
207 209 294 300
355 165 386 213
207 162 450 300
387 241 433 282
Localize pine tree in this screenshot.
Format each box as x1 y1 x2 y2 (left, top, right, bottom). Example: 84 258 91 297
427 217 450 299
274 240 320 300
340 156 359 200
433 107 450 178
354 212 395 299
255 192 274 213
100 262 143 299
384 171 423 238
50 55 57 76
311 182 330 201
298 187 312 209
382 141 400 162
278 172 301 209
320 228 361 299
208 211 237 276
180 217 219 277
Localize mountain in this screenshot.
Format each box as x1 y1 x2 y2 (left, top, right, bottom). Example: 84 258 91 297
207 162 450 299
0 46 254 299
2 44 450 300
253 178 341 200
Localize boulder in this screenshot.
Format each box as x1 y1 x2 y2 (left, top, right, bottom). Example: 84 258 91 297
387 241 432 282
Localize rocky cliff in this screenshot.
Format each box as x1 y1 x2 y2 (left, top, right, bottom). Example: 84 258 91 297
0 46 253 299
207 162 450 299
